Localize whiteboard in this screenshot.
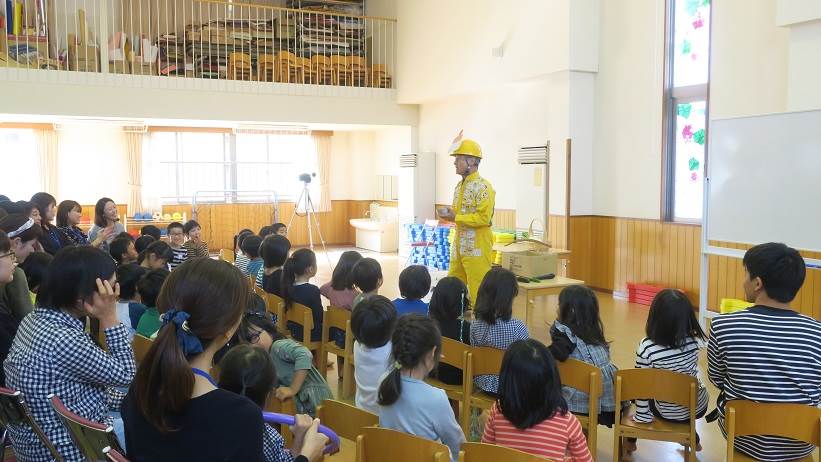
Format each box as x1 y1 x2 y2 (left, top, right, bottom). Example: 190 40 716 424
707 109 821 252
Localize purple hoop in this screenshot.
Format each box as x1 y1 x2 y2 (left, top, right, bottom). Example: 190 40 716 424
262 412 341 455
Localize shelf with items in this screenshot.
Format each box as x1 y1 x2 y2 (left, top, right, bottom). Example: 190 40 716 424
287 0 366 58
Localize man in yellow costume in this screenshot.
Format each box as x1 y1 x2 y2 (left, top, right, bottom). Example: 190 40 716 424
439 131 496 304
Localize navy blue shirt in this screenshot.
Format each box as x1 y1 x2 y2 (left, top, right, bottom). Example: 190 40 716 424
393 298 429 317
286 283 323 342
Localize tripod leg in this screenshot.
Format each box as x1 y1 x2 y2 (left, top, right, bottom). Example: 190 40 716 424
287 187 307 231
304 192 334 270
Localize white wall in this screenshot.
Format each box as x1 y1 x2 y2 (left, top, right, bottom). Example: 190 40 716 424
56 125 130 204
329 126 409 200
592 0 665 219
785 20 821 111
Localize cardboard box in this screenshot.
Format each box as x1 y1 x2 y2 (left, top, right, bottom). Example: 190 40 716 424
501 251 558 278
68 43 100 72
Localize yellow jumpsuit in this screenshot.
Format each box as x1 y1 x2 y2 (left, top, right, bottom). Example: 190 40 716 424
448 171 495 305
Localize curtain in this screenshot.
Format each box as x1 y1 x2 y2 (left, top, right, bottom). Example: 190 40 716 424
313 132 332 212
35 129 58 194
124 131 144 213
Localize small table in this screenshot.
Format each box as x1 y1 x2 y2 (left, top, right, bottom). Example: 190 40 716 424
518 276 585 328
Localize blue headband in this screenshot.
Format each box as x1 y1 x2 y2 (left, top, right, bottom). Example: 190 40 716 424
162 309 204 356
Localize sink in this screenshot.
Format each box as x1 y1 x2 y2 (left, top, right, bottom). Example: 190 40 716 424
350 218 398 252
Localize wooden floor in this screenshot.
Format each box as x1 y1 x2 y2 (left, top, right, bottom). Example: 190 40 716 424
313 246 818 462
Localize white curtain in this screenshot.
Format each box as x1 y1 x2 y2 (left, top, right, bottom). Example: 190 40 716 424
124 131 144 213
36 129 59 194
313 133 332 212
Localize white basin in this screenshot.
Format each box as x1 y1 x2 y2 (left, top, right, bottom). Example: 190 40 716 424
350 219 398 253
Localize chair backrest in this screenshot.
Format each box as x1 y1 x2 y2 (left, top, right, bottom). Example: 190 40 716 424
316 399 378 441
104 446 131 462
556 358 603 396
286 302 314 342
330 55 347 68
440 337 471 370
347 56 367 70
324 305 352 332
726 400 821 446
218 248 235 263
615 368 696 407
258 54 276 66
229 52 251 65
0 387 63 461
253 284 266 299
49 394 122 461
356 426 450 462
277 50 297 62
311 54 330 67
371 63 388 74
469 346 505 376
460 442 554 462
264 293 286 331
131 334 153 364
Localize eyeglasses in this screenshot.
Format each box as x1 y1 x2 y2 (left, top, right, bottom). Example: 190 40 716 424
0 252 16 263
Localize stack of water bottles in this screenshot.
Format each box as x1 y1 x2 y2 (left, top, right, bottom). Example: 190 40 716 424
406 223 454 270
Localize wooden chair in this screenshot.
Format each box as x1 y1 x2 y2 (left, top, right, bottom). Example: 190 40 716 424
330 55 348 86
249 275 257 288
355 426 450 462
316 399 378 441
460 442 556 462
320 306 355 399
266 392 297 446
556 358 602 459
297 57 312 84
613 369 697 461
275 51 299 83
347 56 368 87
103 446 130 461
264 293 286 332
726 400 821 462
467 346 505 416
0 387 63 461
425 337 472 435
370 63 392 88
257 54 276 82
218 248 235 264
286 302 321 355
131 334 153 364
311 54 333 85
228 52 252 81
49 394 123 461
253 284 267 299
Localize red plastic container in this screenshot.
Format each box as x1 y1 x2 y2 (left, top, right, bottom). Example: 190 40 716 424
626 283 681 306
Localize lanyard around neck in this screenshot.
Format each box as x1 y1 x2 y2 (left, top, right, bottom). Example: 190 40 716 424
191 367 217 387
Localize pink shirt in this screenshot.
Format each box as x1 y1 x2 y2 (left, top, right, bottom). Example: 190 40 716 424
320 283 359 310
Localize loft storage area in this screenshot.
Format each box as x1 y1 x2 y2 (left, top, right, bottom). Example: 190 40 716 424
0 0 394 87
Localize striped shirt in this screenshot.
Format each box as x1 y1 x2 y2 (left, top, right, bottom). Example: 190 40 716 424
482 402 592 462
256 266 265 289
169 246 187 270
235 253 250 274
708 306 821 462
469 318 529 394
633 337 709 423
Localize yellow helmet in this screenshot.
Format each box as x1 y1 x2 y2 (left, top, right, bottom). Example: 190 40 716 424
449 138 483 159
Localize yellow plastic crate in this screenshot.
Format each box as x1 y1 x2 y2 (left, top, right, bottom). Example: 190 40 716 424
719 298 754 314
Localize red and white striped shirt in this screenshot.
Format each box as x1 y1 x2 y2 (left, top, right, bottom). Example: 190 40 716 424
482 403 592 462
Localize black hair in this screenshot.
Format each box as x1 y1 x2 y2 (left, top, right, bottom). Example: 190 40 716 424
116 232 135 242
646 289 706 348
352 258 382 293
259 225 275 238
398 265 432 300
743 242 806 303
109 237 134 265
351 295 397 348
140 225 162 241
474 267 518 325
36 246 117 311
330 250 362 291
93 197 116 228
218 344 277 409
166 222 184 234
138 241 174 266
429 277 470 323
0 200 33 216
0 230 9 253
234 229 254 253
183 220 201 235
557 285 608 346
0 213 43 244
116 263 148 300
19 251 52 292
241 235 263 259
56 200 81 228
30 192 56 228
498 339 568 429
136 268 170 308
0 195 9 203
272 223 287 234
134 235 156 254
261 235 291 269
282 248 317 310
378 314 441 406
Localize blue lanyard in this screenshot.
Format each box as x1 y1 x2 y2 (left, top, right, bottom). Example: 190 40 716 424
191 367 218 387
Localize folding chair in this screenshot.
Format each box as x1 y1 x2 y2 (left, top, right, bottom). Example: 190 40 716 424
461 442 557 462
103 446 130 461
131 334 153 364
316 399 378 441
355 426 450 462
320 306 355 399
0 387 62 461
725 400 821 462
613 369 697 461
49 394 123 461
425 337 472 435
556 358 602 459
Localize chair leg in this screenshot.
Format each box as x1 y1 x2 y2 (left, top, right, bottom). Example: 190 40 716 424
342 358 355 399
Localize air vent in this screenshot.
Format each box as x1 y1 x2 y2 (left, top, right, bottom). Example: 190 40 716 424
517 143 550 165
400 153 418 168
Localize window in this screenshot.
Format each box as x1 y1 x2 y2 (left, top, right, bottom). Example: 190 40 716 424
663 0 711 221
0 129 39 201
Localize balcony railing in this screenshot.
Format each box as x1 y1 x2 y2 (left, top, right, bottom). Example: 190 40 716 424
0 0 396 89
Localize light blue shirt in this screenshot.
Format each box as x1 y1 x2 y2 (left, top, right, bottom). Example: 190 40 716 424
379 376 465 461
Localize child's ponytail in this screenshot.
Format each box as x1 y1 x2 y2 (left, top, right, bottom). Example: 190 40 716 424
378 315 442 406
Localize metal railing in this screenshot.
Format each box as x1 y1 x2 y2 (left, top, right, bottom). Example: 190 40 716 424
0 0 396 89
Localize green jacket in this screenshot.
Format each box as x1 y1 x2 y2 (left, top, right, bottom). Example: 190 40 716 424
136 307 161 338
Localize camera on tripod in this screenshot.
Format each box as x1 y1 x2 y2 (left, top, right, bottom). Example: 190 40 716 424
299 173 316 184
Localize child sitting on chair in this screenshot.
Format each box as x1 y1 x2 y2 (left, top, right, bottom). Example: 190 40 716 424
350 258 382 310
351 295 397 415
241 235 264 278
393 265 431 317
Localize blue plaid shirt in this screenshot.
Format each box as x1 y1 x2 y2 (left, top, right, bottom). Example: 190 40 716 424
4 308 135 462
263 424 294 462
469 318 529 394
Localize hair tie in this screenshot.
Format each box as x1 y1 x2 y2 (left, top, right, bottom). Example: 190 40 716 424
7 218 35 238
393 361 402 370
162 309 204 356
